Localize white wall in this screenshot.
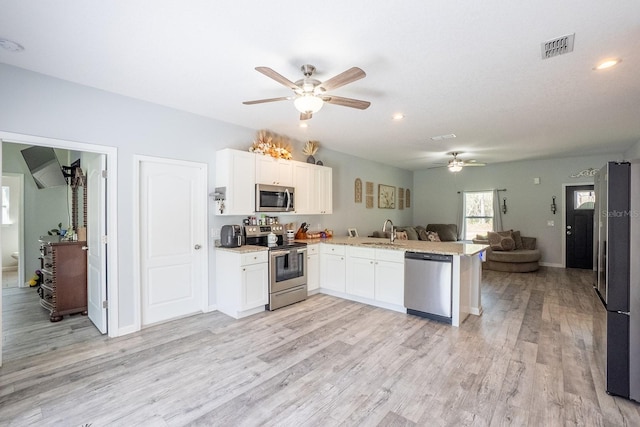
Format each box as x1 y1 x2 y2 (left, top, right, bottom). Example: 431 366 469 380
625 140 640 160
1 174 20 270
412 153 625 266
0 63 413 334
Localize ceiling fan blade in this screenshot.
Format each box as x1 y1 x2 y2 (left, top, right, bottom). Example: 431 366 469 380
242 96 291 105
323 95 371 110
318 67 366 92
255 67 301 91
300 112 312 120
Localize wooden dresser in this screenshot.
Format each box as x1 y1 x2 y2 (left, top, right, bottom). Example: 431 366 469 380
39 237 88 322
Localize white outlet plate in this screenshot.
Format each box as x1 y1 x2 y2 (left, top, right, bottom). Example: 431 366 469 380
547 220 554 226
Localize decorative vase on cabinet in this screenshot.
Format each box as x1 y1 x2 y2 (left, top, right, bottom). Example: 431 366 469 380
307 155 315 164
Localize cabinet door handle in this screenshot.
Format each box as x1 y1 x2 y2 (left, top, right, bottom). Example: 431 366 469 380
194 244 202 250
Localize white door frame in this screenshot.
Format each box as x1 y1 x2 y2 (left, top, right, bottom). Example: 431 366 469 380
0 132 119 343
133 155 209 330
561 181 593 269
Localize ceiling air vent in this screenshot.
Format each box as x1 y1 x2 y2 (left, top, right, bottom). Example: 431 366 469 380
541 33 575 59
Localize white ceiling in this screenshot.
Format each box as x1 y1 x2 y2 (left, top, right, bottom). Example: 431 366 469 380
1 1 639 170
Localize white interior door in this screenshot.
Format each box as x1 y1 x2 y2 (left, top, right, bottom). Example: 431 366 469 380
85 152 108 333
139 158 207 326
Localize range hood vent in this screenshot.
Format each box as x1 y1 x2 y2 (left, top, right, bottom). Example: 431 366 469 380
541 33 575 59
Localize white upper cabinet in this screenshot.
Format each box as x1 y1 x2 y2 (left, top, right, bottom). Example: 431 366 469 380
215 149 256 215
292 162 315 214
292 162 332 215
315 166 332 214
215 149 332 215
255 155 293 186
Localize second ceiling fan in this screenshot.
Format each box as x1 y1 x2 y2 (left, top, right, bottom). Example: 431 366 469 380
243 64 371 120
447 152 486 172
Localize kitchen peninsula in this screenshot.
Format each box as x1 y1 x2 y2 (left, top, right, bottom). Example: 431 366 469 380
217 236 487 327
315 237 486 327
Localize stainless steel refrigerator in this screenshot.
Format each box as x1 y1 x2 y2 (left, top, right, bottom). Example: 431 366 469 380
593 161 639 402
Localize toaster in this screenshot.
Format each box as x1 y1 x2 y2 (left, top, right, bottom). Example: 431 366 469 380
220 224 242 248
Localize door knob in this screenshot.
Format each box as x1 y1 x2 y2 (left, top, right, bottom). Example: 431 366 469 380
566 225 572 230
566 231 572 235
194 244 202 250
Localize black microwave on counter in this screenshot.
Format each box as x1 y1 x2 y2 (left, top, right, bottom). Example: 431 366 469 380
255 184 295 212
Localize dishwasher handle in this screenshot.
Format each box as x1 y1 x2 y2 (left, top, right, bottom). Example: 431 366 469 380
404 251 453 262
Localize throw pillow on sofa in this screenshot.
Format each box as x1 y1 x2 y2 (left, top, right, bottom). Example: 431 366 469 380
487 231 515 251
426 224 458 241
402 226 419 241
426 231 441 242
511 229 524 250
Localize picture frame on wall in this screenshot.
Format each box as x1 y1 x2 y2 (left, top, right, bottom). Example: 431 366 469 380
378 184 396 209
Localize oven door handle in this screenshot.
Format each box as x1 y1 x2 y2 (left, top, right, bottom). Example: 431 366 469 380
270 250 290 257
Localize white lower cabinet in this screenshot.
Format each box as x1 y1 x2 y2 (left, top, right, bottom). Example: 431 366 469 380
307 244 320 293
216 249 268 319
345 246 405 307
374 252 405 306
346 247 376 298
320 244 346 292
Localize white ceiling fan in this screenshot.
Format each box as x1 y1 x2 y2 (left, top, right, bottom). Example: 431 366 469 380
447 152 486 172
243 64 371 120
430 152 486 172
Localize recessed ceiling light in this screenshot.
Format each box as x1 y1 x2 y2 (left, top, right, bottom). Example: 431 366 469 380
0 38 25 53
430 133 456 141
594 58 621 70
392 113 404 120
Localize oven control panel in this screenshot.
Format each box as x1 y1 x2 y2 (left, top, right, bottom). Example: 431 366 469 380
245 224 284 237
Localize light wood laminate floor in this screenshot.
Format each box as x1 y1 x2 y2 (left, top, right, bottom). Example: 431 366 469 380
1 268 639 426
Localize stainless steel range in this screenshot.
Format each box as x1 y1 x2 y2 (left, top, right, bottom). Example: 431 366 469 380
244 225 307 310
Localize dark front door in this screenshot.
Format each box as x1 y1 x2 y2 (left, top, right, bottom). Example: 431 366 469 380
566 185 594 269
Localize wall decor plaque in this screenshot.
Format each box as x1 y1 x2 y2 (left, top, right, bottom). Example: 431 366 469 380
355 178 362 203
406 189 411 208
378 184 396 209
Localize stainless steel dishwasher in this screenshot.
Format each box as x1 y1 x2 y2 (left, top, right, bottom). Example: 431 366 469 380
404 252 453 324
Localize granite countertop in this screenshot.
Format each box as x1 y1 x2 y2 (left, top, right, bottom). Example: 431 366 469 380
215 244 268 254
216 237 488 256
300 236 488 256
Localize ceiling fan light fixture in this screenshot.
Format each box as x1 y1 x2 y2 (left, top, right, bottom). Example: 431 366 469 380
448 163 463 172
294 94 324 114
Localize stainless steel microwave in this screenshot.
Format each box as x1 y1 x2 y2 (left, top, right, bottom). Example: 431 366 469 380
255 184 295 212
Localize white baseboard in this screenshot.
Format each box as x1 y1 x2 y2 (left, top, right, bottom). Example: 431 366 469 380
115 324 138 337
539 262 563 268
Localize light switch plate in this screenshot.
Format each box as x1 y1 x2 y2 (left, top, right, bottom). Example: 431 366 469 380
534 177 540 184
547 220 554 226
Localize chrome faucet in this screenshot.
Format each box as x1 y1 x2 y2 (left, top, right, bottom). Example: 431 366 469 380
382 219 396 243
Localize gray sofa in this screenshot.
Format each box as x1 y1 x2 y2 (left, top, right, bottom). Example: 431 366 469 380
473 231 541 272
371 224 459 242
